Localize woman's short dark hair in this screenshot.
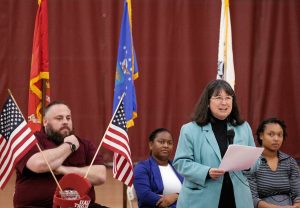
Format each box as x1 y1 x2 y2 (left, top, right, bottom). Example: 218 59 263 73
149 128 172 142
256 117 287 146
192 79 244 126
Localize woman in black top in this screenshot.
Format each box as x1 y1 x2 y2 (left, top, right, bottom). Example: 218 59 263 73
173 79 255 208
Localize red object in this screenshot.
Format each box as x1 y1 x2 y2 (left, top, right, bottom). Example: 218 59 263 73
28 0 50 132
53 173 92 208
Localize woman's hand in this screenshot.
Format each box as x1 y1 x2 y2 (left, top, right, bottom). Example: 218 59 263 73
209 168 225 180
156 193 178 208
293 201 300 208
258 201 299 208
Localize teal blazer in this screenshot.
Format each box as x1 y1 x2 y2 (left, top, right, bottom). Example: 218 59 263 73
173 121 255 208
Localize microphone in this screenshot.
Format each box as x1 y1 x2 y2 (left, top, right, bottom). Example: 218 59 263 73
227 129 235 145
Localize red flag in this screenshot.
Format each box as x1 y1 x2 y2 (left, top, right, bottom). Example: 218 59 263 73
28 0 50 132
0 95 37 189
102 98 133 186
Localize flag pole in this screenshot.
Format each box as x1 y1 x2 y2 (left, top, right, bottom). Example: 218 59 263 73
8 89 62 192
41 79 47 122
224 0 229 78
84 93 125 179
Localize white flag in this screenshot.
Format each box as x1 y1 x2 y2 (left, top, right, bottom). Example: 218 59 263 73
217 0 235 90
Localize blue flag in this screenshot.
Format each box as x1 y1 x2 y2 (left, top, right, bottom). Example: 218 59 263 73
113 0 138 128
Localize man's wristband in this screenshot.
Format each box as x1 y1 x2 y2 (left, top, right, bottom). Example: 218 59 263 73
64 142 76 153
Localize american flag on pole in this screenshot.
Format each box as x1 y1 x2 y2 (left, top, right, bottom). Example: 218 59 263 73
217 0 235 90
102 96 133 186
0 95 37 189
102 0 138 187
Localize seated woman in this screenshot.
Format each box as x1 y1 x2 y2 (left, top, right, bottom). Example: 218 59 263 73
133 128 183 208
247 118 300 208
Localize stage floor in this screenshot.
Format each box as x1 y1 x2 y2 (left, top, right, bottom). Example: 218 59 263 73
1 168 138 208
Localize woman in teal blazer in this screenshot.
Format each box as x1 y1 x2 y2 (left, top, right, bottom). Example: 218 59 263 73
173 80 255 208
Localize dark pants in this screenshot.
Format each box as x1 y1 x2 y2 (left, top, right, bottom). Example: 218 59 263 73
218 173 236 208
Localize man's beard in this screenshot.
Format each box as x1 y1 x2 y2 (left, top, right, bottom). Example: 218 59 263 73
45 125 75 145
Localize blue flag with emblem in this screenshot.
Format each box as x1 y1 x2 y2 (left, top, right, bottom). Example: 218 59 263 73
113 0 138 128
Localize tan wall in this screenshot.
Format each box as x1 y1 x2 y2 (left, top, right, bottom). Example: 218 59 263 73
1 168 138 208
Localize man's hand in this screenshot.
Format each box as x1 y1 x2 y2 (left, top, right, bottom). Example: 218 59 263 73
156 193 178 208
53 165 106 185
27 137 79 173
53 165 67 175
64 135 80 150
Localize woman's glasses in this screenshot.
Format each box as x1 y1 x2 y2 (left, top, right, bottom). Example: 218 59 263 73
210 96 233 103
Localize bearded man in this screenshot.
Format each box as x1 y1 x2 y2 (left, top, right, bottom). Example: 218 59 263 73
14 101 107 208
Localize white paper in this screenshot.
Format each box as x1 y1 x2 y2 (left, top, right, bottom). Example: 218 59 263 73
219 144 264 171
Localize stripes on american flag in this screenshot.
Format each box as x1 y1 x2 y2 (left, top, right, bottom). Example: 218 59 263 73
0 95 37 189
102 99 133 186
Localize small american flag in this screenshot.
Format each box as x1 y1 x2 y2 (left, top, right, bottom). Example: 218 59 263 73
0 95 37 189
102 99 133 186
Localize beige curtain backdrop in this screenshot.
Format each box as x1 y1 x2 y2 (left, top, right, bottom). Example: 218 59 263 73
1 0 300 162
